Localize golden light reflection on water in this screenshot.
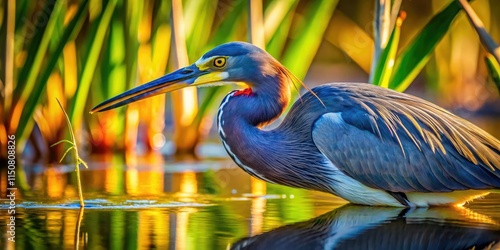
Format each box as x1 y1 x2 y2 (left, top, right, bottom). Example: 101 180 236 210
63 210 78 249
130 170 164 196
250 198 266 236
45 210 64 245
104 158 123 195
250 178 267 235
458 206 499 226
179 171 198 195
6 159 500 249
125 106 140 152
125 153 165 196
135 170 164 196
125 168 140 195
175 210 189 250
251 178 266 196
46 167 66 198
138 210 170 249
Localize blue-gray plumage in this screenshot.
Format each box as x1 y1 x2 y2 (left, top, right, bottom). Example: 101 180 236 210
91 41 500 207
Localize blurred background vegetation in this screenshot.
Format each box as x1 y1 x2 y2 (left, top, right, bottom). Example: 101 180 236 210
1 0 499 164
2 2 499 248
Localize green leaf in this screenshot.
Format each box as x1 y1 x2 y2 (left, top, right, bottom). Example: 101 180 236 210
14 0 30 33
185 0 217 57
15 0 89 147
14 1 52 91
124 0 143 89
265 1 298 57
370 0 392 82
458 0 500 64
15 1 62 101
69 0 117 127
389 0 472 91
102 5 126 99
485 54 500 91
281 0 339 80
371 16 403 88
207 0 246 48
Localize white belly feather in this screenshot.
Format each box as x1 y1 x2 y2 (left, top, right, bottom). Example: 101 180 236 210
323 160 491 207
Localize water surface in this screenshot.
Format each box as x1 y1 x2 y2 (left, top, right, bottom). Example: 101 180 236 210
1 155 500 249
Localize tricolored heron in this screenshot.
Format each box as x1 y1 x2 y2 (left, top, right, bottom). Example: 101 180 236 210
91 42 500 207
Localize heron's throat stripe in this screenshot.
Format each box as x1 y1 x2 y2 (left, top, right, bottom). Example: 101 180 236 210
217 91 237 139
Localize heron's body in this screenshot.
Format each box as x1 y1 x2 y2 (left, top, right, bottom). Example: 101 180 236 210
92 42 500 207
217 82 500 207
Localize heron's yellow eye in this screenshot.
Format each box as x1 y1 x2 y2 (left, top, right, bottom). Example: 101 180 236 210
213 57 226 68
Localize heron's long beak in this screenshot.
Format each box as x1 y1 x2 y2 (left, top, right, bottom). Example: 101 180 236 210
91 64 223 113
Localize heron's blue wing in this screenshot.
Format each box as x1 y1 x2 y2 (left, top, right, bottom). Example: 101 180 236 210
310 84 500 193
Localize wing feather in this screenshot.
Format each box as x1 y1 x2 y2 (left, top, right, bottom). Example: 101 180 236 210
310 83 500 193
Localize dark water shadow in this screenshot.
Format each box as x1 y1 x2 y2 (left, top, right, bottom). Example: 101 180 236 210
231 205 500 250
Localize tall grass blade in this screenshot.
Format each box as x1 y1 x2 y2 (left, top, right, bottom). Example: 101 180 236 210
14 0 29 33
371 13 404 88
185 0 216 57
15 0 89 147
370 0 391 83
485 54 500 91
208 0 246 47
3 0 15 113
69 0 117 128
124 0 143 90
12 1 63 138
264 0 297 44
281 0 339 80
14 1 59 96
170 0 199 155
100 0 126 101
389 0 402 32
325 11 374 73
248 0 265 48
265 0 297 57
389 0 472 91
458 0 500 64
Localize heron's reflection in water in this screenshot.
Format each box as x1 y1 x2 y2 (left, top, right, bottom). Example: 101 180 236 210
231 205 500 250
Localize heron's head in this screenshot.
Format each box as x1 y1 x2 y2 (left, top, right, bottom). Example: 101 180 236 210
91 42 288 113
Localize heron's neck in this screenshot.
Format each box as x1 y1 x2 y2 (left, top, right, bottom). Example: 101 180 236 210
219 75 291 128
216 76 331 190
216 75 291 181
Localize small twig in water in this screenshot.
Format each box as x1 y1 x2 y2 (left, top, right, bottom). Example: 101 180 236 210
51 98 88 207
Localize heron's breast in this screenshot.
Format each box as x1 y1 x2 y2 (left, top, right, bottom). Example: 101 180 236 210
216 92 276 183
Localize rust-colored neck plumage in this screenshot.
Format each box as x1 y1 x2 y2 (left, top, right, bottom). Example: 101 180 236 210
215 63 336 192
